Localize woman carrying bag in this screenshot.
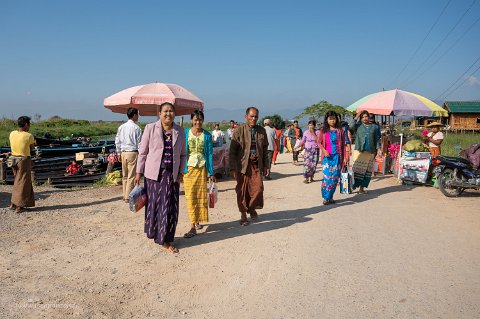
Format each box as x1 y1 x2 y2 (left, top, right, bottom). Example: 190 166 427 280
135 103 187 254
183 110 216 239
351 110 382 194
317 111 350 205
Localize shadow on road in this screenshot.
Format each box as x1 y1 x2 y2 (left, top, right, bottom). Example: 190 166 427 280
32 196 122 212
176 184 414 249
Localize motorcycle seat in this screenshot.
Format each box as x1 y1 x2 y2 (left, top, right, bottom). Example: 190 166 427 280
440 155 471 165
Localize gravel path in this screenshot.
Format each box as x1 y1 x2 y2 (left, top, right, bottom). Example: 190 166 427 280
1 152 479 318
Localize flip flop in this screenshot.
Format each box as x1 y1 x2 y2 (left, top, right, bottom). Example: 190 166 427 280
239 220 250 226
163 244 179 253
323 200 329 205
195 224 203 230
183 232 196 238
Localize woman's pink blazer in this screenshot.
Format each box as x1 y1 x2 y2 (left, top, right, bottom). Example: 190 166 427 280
136 121 187 182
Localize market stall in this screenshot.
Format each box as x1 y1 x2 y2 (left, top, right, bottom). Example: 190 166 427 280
213 144 229 176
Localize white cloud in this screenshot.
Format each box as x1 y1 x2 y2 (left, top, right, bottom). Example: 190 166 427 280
466 75 480 87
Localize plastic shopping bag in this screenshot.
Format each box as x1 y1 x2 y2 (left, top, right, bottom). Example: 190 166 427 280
129 185 147 213
347 165 355 186
293 139 303 152
340 167 353 194
208 182 218 208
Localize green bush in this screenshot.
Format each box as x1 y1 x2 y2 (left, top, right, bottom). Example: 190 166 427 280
0 118 125 146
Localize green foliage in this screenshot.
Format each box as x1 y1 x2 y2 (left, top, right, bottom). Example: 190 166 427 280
259 114 285 129
93 177 111 187
295 100 352 121
0 117 139 146
441 132 479 157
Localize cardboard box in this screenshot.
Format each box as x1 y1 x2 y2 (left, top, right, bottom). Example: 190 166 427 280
75 152 92 161
82 158 98 165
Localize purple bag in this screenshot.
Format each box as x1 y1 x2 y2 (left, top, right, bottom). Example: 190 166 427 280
460 144 480 169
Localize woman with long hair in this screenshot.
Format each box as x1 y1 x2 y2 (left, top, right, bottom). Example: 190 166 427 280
298 120 320 183
317 111 349 205
352 110 381 194
183 110 215 238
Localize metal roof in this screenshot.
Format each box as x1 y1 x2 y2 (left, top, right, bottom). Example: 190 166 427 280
444 101 480 113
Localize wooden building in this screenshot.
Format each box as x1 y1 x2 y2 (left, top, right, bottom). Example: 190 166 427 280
443 101 480 132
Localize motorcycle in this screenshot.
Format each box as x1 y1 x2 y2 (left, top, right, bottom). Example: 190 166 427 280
432 154 480 197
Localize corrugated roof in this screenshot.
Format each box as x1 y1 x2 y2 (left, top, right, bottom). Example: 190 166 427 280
444 101 480 113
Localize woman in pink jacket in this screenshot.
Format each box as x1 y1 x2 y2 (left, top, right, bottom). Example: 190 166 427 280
135 103 187 253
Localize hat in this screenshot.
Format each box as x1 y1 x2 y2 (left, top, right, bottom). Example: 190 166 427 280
426 122 445 128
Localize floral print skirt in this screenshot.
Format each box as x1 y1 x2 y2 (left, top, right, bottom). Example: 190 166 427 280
303 148 319 178
321 154 341 201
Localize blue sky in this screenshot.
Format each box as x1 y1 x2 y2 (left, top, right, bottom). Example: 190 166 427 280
1 0 479 121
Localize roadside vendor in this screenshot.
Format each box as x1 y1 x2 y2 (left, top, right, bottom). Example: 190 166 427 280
424 122 445 158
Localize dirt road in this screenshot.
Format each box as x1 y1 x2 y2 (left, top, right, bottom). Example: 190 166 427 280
1 152 479 318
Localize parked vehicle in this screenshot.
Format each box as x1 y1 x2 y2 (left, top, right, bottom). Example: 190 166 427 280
432 155 480 197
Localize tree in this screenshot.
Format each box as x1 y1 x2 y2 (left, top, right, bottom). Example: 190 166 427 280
295 100 352 121
33 113 42 122
259 114 285 129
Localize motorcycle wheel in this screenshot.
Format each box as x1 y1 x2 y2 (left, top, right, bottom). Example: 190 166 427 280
438 168 463 197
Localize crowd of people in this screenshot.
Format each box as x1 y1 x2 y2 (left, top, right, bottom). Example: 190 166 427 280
10 105 442 254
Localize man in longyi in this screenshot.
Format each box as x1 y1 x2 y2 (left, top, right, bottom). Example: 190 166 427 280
229 107 269 226
9 116 35 213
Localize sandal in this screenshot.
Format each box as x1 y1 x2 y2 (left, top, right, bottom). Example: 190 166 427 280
329 199 335 204
195 224 203 230
9 204 16 211
183 231 196 238
323 200 329 205
239 220 250 226
163 244 179 253
15 207 24 214
249 211 258 221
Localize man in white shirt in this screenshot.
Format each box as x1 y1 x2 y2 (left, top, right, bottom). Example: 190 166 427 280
263 119 276 180
115 108 142 203
212 123 225 147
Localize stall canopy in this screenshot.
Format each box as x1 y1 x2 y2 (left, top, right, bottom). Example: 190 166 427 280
347 89 448 117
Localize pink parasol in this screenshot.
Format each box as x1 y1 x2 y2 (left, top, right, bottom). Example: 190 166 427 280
104 82 204 116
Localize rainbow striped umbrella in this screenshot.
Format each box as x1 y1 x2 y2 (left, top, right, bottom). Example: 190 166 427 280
347 89 447 117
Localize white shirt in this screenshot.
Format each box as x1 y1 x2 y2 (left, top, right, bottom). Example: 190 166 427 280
115 119 142 153
427 131 443 148
264 126 276 151
212 129 225 142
